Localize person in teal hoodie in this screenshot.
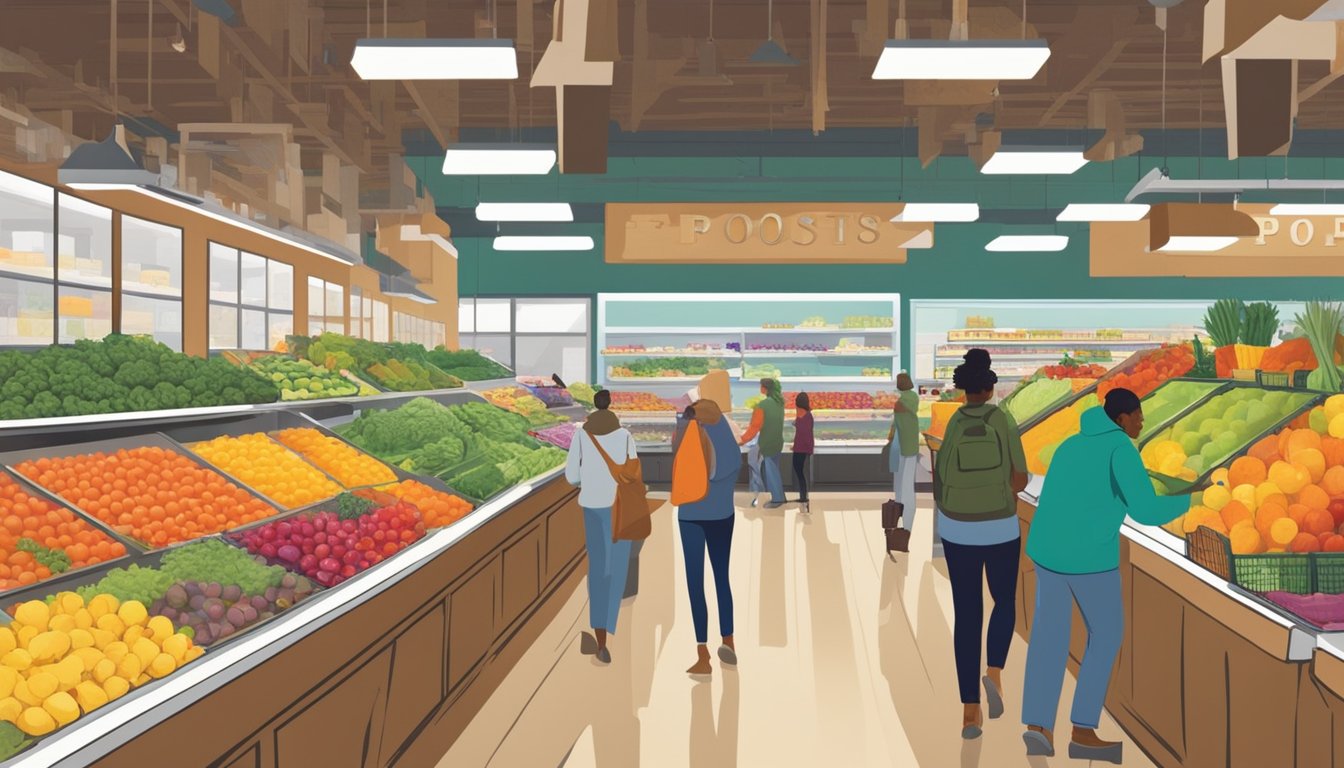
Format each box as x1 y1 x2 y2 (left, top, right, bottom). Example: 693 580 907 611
1021 388 1191 764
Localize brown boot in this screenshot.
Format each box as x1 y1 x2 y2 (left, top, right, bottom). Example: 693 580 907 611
687 645 712 677
1023 725 1054 757
1069 727 1122 764
961 704 983 740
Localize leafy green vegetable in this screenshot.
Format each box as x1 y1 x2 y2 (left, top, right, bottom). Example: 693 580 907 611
0 722 29 760
1203 299 1244 348
402 435 467 475
1190 337 1217 379
159 538 287 595
75 564 176 606
1297 301 1344 392
16 538 71 574
1241 302 1280 346
336 492 378 520
424 348 513 381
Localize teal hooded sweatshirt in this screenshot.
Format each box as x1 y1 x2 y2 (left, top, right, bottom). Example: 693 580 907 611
1028 406 1190 575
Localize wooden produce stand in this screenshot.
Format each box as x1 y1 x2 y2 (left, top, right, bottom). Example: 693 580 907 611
1015 494 1337 768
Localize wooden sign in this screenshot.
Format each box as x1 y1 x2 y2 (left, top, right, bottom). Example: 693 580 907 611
1090 203 1344 277
604 203 928 264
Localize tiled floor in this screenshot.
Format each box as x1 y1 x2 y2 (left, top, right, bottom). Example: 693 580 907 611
436 493 1156 768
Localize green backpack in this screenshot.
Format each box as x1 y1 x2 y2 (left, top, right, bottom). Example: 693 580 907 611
936 407 1014 521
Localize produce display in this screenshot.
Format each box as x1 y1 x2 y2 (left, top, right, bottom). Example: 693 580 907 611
742 363 782 380
248 356 358 401
0 593 204 739
301 334 462 393
799 316 828 328
1262 592 1344 631
785 391 874 410
1173 398 1344 556
479 387 566 427
516 377 576 408
532 422 578 450
16 447 278 548
861 368 892 378
425 347 513 381
567 382 597 407
1002 378 1073 426
335 398 568 500
0 335 276 420
1136 380 1224 441
0 473 129 591
187 434 342 509
608 357 728 379
272 428 398 489
1141 388 1315 484
376 480 474 528
1096 344 1196 400
1020 393 1100 475
746 343 828 352
840 316 893 329
1041 356 1107 380
608 391 675 412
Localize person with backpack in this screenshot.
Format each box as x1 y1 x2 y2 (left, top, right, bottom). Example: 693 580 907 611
933 349 1028 740
676 398 740 678
564 388 638 665
1020 388 1191 763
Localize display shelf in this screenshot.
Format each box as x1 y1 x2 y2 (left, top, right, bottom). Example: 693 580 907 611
601 351 734 358
741 350 893 358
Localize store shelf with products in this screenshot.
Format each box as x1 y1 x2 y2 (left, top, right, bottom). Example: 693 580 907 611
0 386 582 765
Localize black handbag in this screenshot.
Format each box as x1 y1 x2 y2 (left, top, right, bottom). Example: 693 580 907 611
881 499 909 556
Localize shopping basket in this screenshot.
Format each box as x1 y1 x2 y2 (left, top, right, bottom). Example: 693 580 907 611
1187 525 1340 595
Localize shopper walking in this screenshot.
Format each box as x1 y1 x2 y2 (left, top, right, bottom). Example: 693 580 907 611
677 398 740 678
1021 388 1191 763
745 435 765 507
792 392 814 511
564 389 637 665
933 349 1028 740
740 378 786 508
887 373 920 531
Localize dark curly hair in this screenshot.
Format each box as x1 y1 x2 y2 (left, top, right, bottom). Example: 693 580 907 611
952 348 998 395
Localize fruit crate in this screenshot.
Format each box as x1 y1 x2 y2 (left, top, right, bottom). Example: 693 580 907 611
0 467 138 601
0 433 285 553
1188 525 1344 631
1134 379 1231 444
1138 382 1322 496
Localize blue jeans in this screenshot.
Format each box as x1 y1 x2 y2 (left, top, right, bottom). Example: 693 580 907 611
679 517 734 644
582 506 633 634
1022 566 1123 730
761 454 785 503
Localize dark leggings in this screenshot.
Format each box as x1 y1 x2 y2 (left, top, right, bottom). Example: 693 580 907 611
942 538 1021 704
792 452 811 501
679 517 735 644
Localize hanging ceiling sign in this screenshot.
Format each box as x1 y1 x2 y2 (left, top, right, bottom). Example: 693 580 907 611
604 203 928 264
1090 203 1344 277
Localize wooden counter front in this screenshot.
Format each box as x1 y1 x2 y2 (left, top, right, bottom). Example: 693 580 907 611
87 478 586 768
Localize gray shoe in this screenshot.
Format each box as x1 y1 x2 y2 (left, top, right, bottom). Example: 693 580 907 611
1023 730 1055 757
718 645 738 666
1069 740 1122 764
579 632 599 655
765 501 785 509
595 646 612 665
982 676 1004 719
961 724 982 740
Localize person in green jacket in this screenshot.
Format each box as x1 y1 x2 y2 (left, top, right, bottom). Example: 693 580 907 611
740 378 786 508
1021 388 1192 764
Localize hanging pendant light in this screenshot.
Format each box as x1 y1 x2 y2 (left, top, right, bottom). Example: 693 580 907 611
748 0 799 66
1147 203 1260 252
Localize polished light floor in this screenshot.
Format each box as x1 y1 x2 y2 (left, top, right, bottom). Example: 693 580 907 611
437 493 1155 768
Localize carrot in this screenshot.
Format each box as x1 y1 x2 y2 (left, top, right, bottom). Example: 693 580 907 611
1215 345 1239 378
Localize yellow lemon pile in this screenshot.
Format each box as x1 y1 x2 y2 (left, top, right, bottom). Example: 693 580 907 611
0 593 204 736
1140 439 1198 482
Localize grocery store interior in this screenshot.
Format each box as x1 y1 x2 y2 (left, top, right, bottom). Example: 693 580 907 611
5 0 1344 766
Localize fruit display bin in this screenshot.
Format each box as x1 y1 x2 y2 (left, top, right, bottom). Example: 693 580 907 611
0 433 285 553
0 467 137 600
1133 378 1230 443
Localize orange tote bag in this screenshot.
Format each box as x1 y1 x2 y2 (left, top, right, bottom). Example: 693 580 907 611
670 420 710 506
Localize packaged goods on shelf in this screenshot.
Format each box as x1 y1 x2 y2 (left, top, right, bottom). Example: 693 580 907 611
15 443 279 548
0 334 277 420
840 316 892 329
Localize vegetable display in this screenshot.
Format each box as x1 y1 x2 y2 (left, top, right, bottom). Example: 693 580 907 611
0 474 128 592
1136 380 1224 441
1141 388 1314 483
1020 393 1100 475
425 348 513 381
532 422 578 450
1296 302 1344 393
567 382 597 407
248 356 358 401
480 387 566 427
608 392 675 412
1003 378 1073 426
609 357 727 378
0 335 276 420
16 447 277 548
1096 344 1195 400
377 480 474 528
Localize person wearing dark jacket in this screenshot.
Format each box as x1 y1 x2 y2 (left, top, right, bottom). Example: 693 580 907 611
679 398 740 678
792 392 815 511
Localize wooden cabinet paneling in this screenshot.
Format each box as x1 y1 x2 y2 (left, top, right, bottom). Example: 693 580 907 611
500 526 542 632
449 559 500 691
1180 608 1228 768
1130 570 1186 759
275 649 392 768
381 603 448 763
221 743 260 768
545 501 585 584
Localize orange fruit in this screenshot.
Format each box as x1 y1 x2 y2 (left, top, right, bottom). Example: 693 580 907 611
1290 533 1322 553
1326 535 1344 553
1249 435 1283 466
1321 436 1344 468
1270 517 1299 546
1305 508 1337 536
1228 456 1269 488
1230 525 1264 555
1288 503 1312 526
1220 500 1253 530
1287 429 1324 461
1322 465 1344 498
1255 503 1288 539
1299 483 1332 511
1268 462 1309 495
1257 481 1289 507
1295 448 1327 483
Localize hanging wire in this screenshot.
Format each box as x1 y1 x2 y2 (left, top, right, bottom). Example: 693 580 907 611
709 0 715 41
1022 0 1027 40
366 0 370 39
383 0 387 37
1161 21 1168 174
147 0 153 109
111 0 119 119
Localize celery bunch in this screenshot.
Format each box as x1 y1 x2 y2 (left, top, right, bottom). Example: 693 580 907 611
1296 301 1344 393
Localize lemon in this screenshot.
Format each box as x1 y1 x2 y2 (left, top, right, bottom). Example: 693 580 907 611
16 706 55 736
42 691 78 726
0 629 16 657
116 601 148 629
0 697 20 724
146 616 174 643
74 681 108 713
25 672 57 701
13 601 49 632
0 667 16 699
1202 484 1232 511
1231 484 1259 512
102 676 129 701
69 629 95 651
48 614 75 634
147 653 176 679
91 659 116 685
1 649 32 672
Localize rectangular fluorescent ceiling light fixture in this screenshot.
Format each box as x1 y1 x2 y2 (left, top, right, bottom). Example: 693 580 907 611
1156 236 1239 253
493 236 594 252
1269 204 1344 216
891 203 979 222
443 144 556 175
982 148 1088 175
985 235 1069 252
872 39 1050 80
351 39 518 80
475 203 574 222
1057 204 1151 222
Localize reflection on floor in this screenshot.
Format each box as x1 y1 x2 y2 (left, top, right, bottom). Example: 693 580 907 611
436 492 1156 768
